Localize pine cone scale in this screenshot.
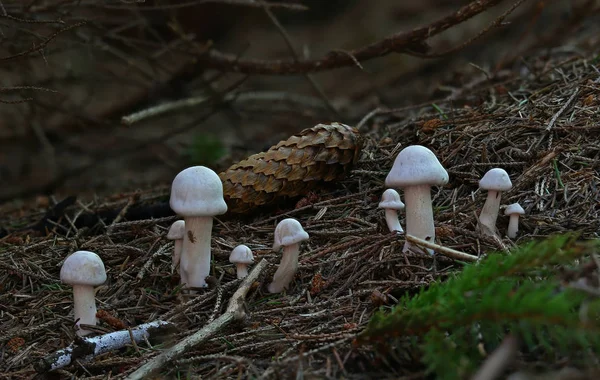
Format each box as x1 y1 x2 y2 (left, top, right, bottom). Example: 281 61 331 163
219 122 363 214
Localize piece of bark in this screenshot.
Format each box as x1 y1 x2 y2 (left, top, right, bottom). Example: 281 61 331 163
219 122 363 213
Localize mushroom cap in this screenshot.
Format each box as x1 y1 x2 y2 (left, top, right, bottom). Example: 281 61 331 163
229 244 254 264
505 203 525 216
170 166 228 217
385 145 449 188
60 250 107 286
273 218 309 250
378 189 405 210
166 220 185 240
479 168 512 191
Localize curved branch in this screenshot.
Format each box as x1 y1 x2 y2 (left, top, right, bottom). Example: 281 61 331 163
197 0 512 74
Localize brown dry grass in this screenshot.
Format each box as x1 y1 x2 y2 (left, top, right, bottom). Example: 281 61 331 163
2 7 600 380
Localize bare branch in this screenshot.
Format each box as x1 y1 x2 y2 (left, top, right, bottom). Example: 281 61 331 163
197 0 515 74
98 0 308 11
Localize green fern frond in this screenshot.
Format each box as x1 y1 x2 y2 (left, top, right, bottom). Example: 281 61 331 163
359 234 600 380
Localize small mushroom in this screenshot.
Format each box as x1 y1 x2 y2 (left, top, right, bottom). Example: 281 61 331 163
166 220 185 275
229 244 254 279
60 251 107 336
170 166 228 290
268 218 309 293
478 168 512 237
379 189 405 233
504 203 525 239
385 145 449 255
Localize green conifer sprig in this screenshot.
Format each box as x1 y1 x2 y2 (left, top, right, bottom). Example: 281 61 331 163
359 234 600 379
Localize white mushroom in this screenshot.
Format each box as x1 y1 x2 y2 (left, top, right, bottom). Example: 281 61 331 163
379 188 405 233
166 220 185 275
60 251 107 336
268 218 309 293
170 166 227 290
229 244 254 279
504 203 525 239
385 145 449 255
478 168 513 237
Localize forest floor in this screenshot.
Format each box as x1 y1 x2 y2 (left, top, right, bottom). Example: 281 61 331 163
1 1 600 379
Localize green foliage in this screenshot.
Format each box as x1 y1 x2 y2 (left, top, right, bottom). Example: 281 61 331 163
359 234 600 379
186 134 226 166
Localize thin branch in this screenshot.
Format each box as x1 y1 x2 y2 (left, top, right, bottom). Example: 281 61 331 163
125 259 269 380
545 87 580 131
197 0 510 74
121 91 330 126
413 0 529 58
405 234 480 262
259 0 340 118
97 0 308 11
0 21 86 61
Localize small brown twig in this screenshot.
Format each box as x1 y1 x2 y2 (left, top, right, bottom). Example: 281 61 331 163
125 259 269 380
0 21 86 61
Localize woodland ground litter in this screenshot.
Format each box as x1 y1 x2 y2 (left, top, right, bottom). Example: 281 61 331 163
1 1 600 379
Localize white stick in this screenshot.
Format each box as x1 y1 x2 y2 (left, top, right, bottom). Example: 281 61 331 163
125 259 269 380
405 234 479 262
35 320 174 373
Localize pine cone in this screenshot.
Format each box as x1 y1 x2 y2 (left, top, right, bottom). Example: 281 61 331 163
219 122 363 214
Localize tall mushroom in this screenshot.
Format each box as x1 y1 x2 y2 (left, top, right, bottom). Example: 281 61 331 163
268 218 309 293
229 244 254 279
379 188 405 233
504 203 525 239
60 250 107 336
166 220 185 275
385 145 448 255
170 166 227 289
478 168 512 237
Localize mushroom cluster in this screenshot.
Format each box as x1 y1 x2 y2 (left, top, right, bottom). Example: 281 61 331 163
385 145 449 255
170 166 228 290
53 128 534 354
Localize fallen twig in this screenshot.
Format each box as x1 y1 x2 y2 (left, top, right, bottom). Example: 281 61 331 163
35 320 175 373
125 259 269 380
405 234 480 262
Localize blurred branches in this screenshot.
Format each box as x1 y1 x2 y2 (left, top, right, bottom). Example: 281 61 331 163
197 0 523 74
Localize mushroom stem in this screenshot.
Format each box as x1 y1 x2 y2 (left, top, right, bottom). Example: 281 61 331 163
384 208 403 233
479 190 501 235
181 216 213 289
507 214 520 239
72 285 97 336
268 243 300 293
235 264 249 279
172 239 182 274
403 184 434 255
